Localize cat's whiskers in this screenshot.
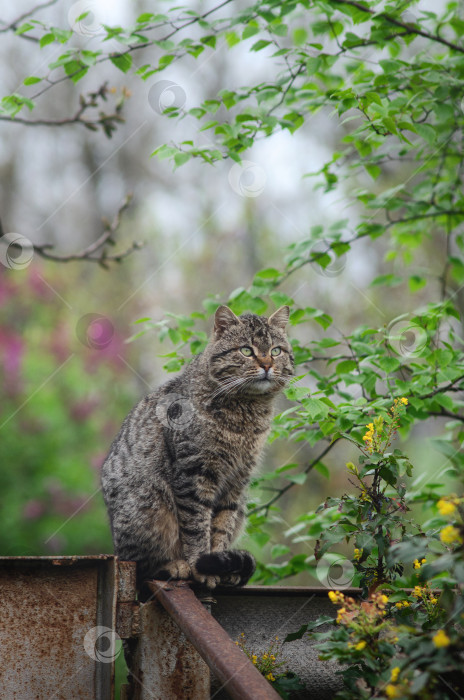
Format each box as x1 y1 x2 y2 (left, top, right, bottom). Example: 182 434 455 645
211 376 246 399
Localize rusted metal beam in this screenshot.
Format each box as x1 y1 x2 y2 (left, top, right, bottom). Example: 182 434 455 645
128 598 210 700
116 560 140 639
148 580 283 700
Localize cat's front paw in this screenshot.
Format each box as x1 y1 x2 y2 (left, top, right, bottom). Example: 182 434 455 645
195 549 256 586
219 573 242 586
190 564 220 589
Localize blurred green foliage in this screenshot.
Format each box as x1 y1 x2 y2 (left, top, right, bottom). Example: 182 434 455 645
0 266 134 556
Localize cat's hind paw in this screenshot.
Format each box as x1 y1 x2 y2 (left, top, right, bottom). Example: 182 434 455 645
154 559 191 581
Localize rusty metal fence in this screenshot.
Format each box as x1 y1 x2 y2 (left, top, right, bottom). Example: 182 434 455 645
0 556 347 699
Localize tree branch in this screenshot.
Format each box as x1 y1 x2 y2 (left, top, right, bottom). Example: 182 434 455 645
330 0 464 55
0 83 126 137
0 0 59 38
1 194 143 268
249 440 340 516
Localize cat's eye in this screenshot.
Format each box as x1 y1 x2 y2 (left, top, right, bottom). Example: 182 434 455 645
240 346 253 357
271 347 281 357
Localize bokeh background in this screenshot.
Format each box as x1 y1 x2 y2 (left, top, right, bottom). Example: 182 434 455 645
0 0 454 582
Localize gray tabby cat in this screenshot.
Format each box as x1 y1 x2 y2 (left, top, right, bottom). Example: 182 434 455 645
101 305 294 590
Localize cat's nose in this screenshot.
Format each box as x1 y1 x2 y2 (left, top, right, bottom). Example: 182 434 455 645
261 360 272 373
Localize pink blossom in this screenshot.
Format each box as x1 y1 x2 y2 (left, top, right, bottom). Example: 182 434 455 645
22 499 45 521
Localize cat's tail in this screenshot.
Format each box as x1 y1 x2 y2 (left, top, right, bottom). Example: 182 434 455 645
195 549 256 586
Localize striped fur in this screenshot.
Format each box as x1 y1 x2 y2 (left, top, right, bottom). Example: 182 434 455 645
101 306 293 589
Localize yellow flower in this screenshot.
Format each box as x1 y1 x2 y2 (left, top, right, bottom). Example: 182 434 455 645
431 598 438 605
328 590 345 603
354 548 363 561
413 586 422 597
440 525 462 545
432 630 450 648
395 602 403 609
262 653 268 660
386 684 401 698
391 667 400 682
336 607 347 624
380 594 389 605
355 640 366 651
400 397 408 405
266 673 275 682
421 558 427 564
413 559 421 569
367 422 374 430
252 655 257 664
437 499 457 517
403 601 410 607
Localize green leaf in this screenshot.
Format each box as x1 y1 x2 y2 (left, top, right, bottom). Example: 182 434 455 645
314 462 330 479
286 472 307 485
23 76 42 86
271 544 290 558
251 40 271 51
377 357 401 373
243 22 260 39
415 123 436 145
293 28 307 45
336 360 357 375
301 397 330 420
174 151 191 168
110 53 132 73
409 275 427 292
370 274 403 287
40 33 55 48
15 23 34 35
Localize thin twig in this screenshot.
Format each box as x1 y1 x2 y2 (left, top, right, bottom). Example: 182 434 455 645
1 194 143 268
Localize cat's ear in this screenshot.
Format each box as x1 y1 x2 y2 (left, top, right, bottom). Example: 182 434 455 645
214 305 241 336
268 305 290 330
